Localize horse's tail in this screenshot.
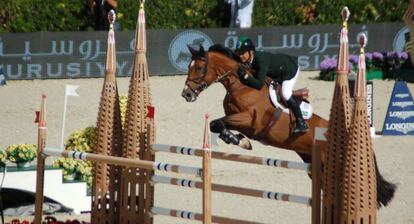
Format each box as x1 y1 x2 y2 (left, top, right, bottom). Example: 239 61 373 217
310 118 395 208
375 155 397 208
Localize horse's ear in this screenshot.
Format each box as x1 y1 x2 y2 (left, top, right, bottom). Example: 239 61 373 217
187 45 198 56
199 44 206 57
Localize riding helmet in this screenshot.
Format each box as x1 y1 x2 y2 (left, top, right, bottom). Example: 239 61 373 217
235 36 255 54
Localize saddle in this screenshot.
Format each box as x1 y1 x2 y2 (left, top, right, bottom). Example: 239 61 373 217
267 79 313 120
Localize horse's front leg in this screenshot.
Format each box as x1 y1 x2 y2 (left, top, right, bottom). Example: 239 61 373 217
210 112 253 150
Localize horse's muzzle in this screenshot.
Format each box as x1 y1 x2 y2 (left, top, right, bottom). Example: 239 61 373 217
181 85 198 102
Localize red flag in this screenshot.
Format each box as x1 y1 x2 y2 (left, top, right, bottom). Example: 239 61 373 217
34 111 40 123
146 106 155 119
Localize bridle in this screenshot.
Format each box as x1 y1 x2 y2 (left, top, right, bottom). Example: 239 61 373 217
185 56 209 96
185 53 234 96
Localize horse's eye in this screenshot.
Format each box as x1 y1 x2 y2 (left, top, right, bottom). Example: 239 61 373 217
196 66 204 72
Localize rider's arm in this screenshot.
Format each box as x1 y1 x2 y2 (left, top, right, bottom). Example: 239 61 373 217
244 59 269 90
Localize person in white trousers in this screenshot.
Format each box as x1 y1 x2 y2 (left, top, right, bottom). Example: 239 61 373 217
226 0 255 28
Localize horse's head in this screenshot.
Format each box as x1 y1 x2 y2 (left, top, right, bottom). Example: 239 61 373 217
182 45 215 102
182 44 241 102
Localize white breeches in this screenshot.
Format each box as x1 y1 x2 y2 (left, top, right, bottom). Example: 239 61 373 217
281 67 300 100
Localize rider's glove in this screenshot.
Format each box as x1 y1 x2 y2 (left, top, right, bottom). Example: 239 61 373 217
237 66 248 80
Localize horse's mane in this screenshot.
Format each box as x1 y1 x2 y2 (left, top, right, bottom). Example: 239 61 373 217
208 44 241 62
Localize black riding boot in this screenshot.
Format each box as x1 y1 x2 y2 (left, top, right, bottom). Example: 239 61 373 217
286 97 309 133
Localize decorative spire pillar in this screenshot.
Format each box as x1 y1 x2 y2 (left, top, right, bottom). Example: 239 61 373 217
119 0 154 222
92 10 124 224
339 33 377 224
322 6 353 224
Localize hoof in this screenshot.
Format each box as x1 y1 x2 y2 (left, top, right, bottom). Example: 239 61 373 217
237 134 252 150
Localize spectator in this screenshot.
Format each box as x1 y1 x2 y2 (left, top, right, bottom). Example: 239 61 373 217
87 0 119 31
226 0 255 28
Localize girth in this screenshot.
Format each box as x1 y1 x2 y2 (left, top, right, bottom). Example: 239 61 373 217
253 107 283 140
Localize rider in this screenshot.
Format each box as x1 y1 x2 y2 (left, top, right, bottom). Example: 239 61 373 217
235 36 309 133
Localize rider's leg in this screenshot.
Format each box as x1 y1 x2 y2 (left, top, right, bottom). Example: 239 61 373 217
282 68 309 133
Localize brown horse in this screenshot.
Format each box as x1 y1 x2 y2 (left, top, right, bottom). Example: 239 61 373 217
181 45 395 207
183 45 328 157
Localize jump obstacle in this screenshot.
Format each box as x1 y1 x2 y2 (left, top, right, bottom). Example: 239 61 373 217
33 2 377 223
149 130 325 224
150 140 324 206
34 97 325 223
32 3 325 223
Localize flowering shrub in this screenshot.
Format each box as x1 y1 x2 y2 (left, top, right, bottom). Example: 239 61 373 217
382 51 409 74
65 126 96 153
0 150 6 167
319 51 410 81
370 52 384 71
5 143 37 164
52 158 92 184
52 127 95 185
318 58 338 81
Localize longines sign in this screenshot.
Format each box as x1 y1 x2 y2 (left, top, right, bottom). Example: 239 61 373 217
0 23 407 79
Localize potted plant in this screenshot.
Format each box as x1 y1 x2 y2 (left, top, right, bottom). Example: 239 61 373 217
52 126 96 185
5 143 37 168
52 158 77 180
52 157 92 182
382 51 410 79
318 58 339 81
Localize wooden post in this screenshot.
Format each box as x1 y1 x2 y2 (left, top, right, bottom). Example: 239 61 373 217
312 127 326 224
34 95 47 224
202 114 212 224
144 116 156 224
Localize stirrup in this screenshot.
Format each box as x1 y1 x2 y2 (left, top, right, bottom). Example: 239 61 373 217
294 126 309 134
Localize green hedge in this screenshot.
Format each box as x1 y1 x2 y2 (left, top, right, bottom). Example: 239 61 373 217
0 0 92 32
118 0 230 29
0 0 410 33
253 0 409 26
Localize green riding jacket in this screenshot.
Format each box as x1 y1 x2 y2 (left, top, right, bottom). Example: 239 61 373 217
244 51 298 90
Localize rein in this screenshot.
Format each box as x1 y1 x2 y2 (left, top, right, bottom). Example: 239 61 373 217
215 70 232 83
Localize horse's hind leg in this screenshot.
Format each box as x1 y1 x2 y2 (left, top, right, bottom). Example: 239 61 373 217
210 112 253 149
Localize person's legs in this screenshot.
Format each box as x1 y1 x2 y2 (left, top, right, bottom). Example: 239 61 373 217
282 68 308 133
